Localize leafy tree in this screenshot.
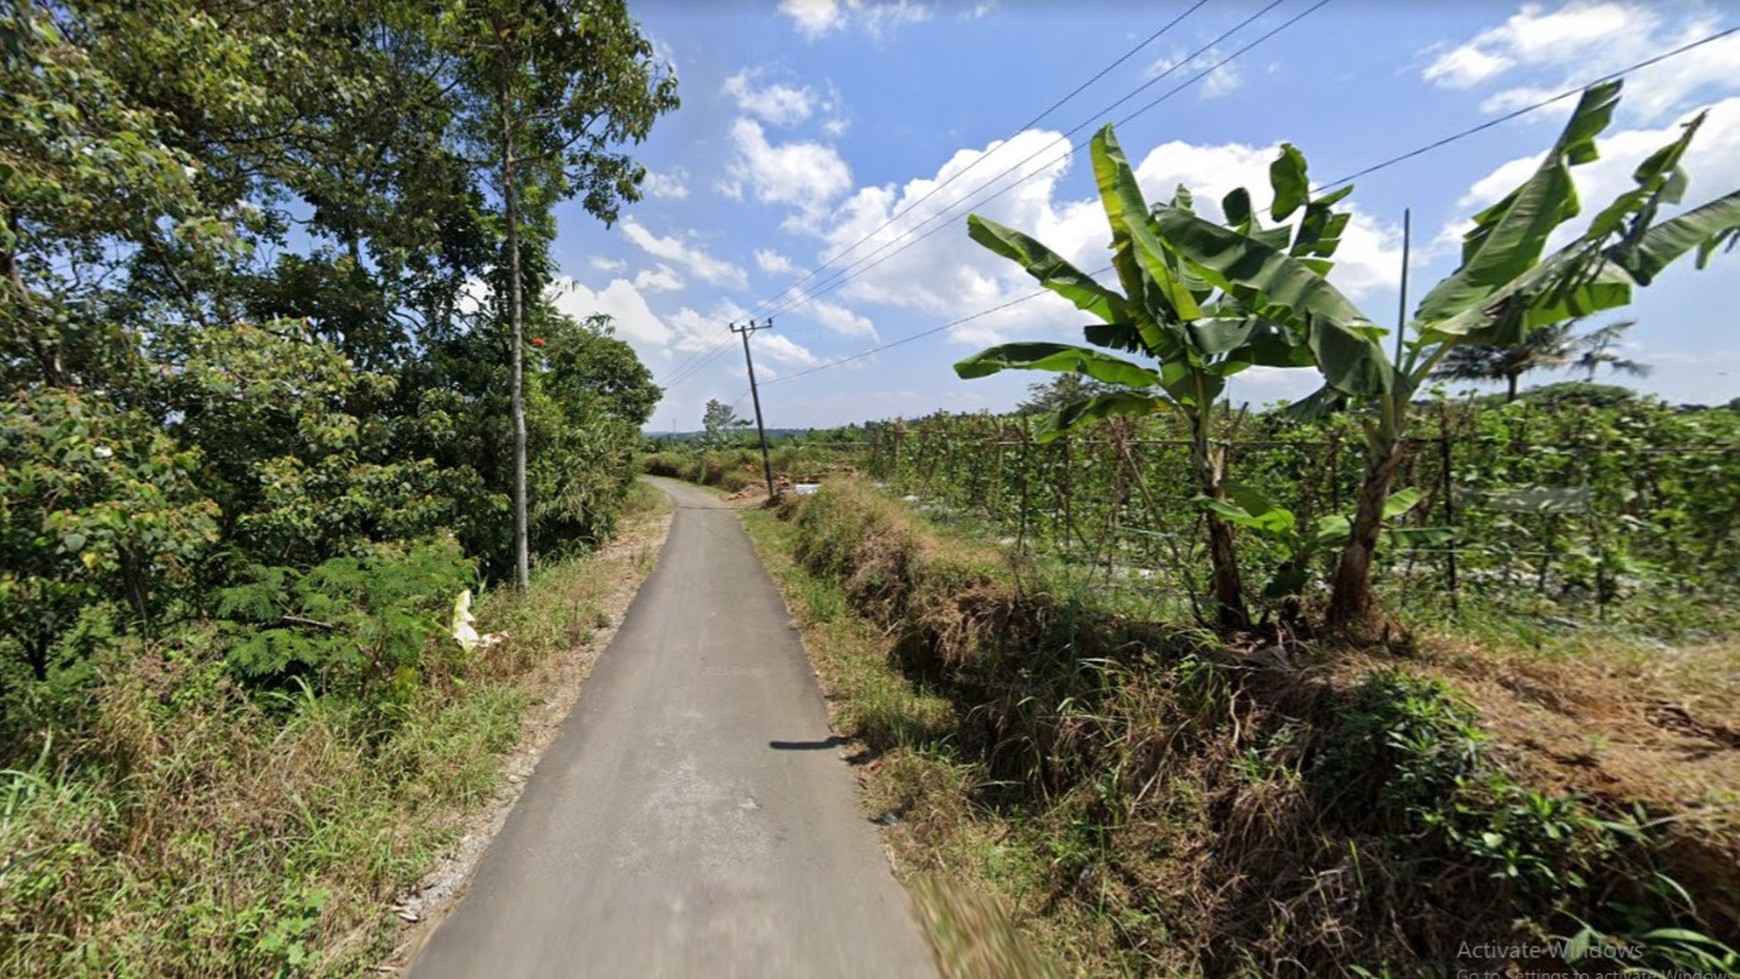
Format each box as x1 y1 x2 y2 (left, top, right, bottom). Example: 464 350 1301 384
0 389 218 695
953 127 1363 630
441 0 678 595
1149 80 1740 632
542 313 662 426
1570 319 1653 382
1431 318 1651 400
1015 373 1123 416
0 1 239 393
0 0 671 722
702 398 747 448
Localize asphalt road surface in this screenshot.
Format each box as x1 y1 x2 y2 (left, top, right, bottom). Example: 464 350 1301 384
408 478 937 979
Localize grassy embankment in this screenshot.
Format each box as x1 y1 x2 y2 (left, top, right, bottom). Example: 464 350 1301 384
641 443 854 494
740 479 1740 978
0 484 671 978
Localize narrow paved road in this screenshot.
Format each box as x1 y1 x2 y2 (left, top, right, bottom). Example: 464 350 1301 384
409 478 936 979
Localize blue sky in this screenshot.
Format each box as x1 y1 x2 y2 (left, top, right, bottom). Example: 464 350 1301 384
541 0 1740 431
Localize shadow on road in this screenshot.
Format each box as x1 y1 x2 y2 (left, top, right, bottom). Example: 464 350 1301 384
768 737 845 751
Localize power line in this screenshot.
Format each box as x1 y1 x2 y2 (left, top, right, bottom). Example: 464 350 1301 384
763 0 1325 323
1310 25 1740 193
761 273 1107 388
659 333 737 388
695 5 1735 402
738 0 1217 324
763 0 1293 319
658 342 724 387
660 2 1236 392
669 0 1321 393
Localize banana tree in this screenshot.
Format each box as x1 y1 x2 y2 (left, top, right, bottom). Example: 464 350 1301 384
1149 79 1740 633
952 124 1380 631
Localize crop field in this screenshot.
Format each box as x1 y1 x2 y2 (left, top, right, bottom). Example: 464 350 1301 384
859 390 1740 640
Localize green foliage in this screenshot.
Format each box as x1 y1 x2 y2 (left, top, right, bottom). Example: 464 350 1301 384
1316 670 1633 906
954 122 1378 630
0 1 674 972
0 0 667 726
0 390 218 708
1314 670 1486 820
862 393 1740 638
702 398 749 449
218 539 473 701
1145 80 1740 630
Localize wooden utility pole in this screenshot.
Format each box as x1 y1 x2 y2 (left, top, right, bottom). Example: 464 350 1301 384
732 319 777 500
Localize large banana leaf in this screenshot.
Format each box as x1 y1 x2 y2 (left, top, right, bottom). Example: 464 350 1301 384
1035 391 1162 441
1292 194 1352 260
1091 125 1202 324
967 214 1127 324
1427 187 1740 343
1585 111 1701 245
954 342 1161 387
1149 204 1392 396
1090 126 1154 325
1281 384 1348 422
1269 143 1308 221
1083 321 1162 356
1415 81 1621 323
1607 188 1740 285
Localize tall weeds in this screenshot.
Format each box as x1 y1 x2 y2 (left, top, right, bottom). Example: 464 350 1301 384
759 480 1739 976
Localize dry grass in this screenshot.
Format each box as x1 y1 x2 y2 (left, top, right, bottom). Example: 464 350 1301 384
0 484 673 978
744 478 1740 977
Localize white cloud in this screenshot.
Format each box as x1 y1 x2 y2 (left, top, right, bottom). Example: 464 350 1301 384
714 178 744 201
633 263 685 293
619 218 748 290
807 298 877 339
755 248 801 276
777 0 932 41
664 301 747 356
779 0 847 38
548 276 672 346
721 69 816 126
805 129 1402 348
860 0 931 38
1421 2 1740 122
642 166 690 200
819 80 850 137
1423 44 1512 89
757 333 823 368
589 256 627 272
1148 46 1243 100
725 118 853 226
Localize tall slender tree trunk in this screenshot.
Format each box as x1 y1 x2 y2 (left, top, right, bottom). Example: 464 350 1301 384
1327 431 1406 633
497 44 529 597
1505 372 1519 402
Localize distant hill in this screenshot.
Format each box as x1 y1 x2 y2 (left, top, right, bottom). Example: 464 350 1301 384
642 428 823 442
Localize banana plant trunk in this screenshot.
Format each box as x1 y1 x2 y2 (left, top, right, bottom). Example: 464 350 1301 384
1191 411 1248 632
1327 429 1406 633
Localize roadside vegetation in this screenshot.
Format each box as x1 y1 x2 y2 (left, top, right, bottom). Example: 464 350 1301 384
2 1 675 973
731 78 1739 977
642 412 863 494
746 480 1738 977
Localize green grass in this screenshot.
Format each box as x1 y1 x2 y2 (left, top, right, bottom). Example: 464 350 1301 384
741 506 1090 978
740 480 1740 978
0 485 671 977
